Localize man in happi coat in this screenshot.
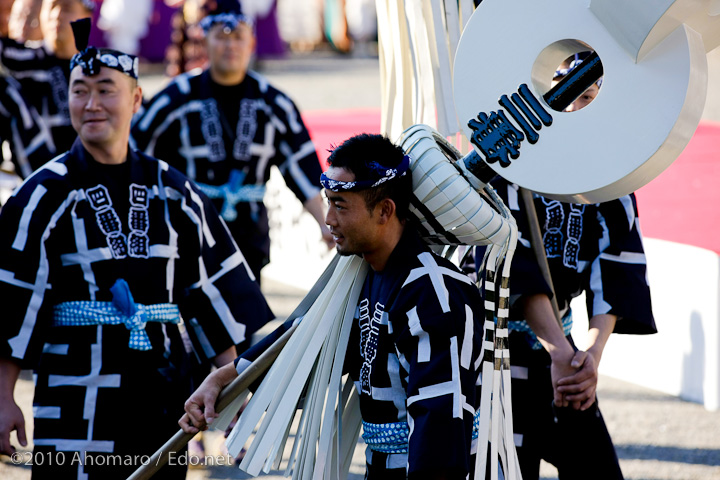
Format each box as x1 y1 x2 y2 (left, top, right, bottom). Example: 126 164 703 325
0 18 273 479
181 134 486 479
132 0 333 282
467 53 656 480
0 0 95 177
0 74 62 192
473 173 656 480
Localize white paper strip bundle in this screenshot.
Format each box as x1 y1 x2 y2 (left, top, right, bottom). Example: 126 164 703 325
376 0 476 140
224 254 368 479
474 238 520 480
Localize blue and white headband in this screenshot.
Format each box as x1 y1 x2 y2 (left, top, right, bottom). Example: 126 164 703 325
70 18 139 79
200 12 254 34
320 155 411 192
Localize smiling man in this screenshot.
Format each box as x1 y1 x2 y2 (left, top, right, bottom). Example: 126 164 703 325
0 18 273 479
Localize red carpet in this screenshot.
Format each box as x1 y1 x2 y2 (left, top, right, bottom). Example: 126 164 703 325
635 120 720 255
303 109 720 255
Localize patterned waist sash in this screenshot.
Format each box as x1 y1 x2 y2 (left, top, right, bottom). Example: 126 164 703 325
195 172 266 222
509 310 573 350
362 410 482 454
52 279 180 351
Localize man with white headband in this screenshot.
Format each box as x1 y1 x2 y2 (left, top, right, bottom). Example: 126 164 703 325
0 0 95 177
180 133 487 479
132 0 333 287
0 18 273 479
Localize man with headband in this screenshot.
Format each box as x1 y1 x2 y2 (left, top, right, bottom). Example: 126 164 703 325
132 0 333 287
470 52 656 480
0 18 273 479
0 0 95 177
180 133 486 479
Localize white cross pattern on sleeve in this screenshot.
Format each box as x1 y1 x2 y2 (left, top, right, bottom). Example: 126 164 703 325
402 252 473 313
407 306 431 362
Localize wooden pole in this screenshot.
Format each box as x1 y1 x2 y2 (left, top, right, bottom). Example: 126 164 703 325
518 187 563 328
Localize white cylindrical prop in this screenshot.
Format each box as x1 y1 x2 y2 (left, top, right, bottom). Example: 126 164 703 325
398 124 515 246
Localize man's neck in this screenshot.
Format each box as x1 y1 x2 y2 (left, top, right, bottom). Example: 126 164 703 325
364 223 405 272
209 68 246 87
83 142 128 165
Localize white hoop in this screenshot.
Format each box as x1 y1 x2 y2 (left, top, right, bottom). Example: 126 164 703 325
397 124 515 247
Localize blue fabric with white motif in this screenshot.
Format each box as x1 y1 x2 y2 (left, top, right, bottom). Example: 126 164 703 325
362 410 484 454
53 279 181 351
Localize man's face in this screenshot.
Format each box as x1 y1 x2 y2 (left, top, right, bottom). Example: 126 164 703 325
40 0 90 53
564 83 599 112
324 166 382 257
0 0 13 37
69 66 142 152
206 22 255 80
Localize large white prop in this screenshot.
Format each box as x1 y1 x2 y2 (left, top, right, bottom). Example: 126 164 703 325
454 0 719 203
398 124 515 247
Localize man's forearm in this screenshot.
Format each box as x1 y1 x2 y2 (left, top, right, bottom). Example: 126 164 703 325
586 313 617 365
0 357 21 399
521 293 574 360
212 346 238 369
303 192 326 226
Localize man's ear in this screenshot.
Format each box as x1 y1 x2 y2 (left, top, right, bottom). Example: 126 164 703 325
132 85 143 114
376 198 397 224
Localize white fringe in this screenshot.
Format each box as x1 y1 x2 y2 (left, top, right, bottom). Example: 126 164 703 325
225 255 368 478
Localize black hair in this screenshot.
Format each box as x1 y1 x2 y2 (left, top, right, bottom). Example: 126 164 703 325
326 133 413 221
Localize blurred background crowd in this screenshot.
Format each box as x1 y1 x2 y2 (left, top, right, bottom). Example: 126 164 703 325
0 0 380 193
0 0 378 71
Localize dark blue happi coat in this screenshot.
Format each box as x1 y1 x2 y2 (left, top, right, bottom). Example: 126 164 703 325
347 230 484 478
0 140 273 479
131 69 323 272
478 177 656 337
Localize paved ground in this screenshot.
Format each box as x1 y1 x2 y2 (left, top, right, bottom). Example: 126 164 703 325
2 42 720 480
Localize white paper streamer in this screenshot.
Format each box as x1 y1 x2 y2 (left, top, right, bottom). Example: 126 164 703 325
225 255 368 478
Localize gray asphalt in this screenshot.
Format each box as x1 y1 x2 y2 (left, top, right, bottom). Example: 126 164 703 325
2 45 720 480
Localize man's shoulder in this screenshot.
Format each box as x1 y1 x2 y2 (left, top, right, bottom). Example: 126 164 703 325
389 248 481 333
7 153 74 202
135 71 206 132
246 70 292 100
393 234 477 297
150 69 205 101
404 250 474 287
